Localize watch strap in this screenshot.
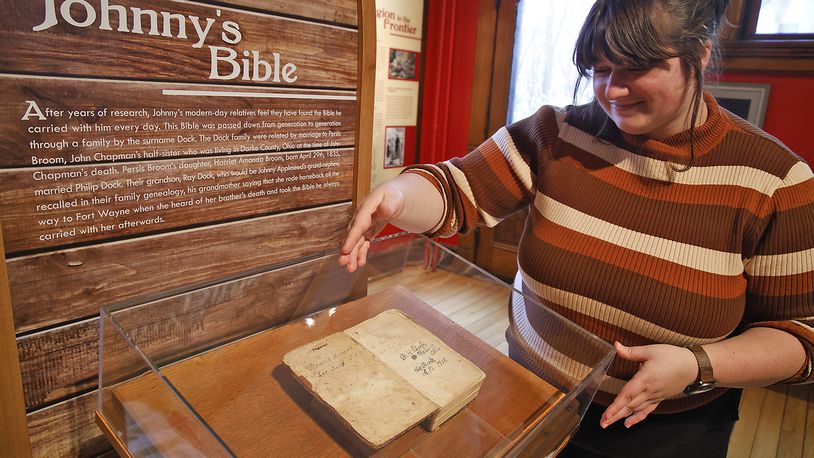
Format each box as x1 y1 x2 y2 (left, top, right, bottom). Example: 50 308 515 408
687 345 714 384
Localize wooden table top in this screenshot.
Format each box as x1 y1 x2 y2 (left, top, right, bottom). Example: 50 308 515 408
99 285 565 457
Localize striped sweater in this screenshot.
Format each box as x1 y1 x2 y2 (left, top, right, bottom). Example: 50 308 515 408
405 93 814 413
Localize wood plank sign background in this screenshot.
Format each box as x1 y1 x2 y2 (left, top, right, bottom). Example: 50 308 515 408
0 0 372 456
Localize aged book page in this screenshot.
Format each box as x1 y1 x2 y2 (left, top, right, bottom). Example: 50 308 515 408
282 331 438 448
345 309 486 430
283 309 486 448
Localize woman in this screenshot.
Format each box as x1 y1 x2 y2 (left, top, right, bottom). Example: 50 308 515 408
340 0 814 456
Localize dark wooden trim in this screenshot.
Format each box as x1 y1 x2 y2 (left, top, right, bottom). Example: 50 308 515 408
721 55 814 74
738 0 761 40
720 0 814 74
719 0 746 41
460 0 504 266
467 0 498 149
354 0 376 203
0 225 32 458
469 0 520 277
485 0 516 137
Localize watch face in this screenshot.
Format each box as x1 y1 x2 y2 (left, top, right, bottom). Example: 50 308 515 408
684 381 716 395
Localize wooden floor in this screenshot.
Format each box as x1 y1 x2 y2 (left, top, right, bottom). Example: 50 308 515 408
728 384 814 458
370 266 814 458
369 266 511 355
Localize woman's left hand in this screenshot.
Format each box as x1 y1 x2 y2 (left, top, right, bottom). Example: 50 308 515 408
600 341 699 428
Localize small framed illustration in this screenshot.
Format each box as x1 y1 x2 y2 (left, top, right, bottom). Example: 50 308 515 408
384 126 406 168
388 48 419 81
707 82 771 128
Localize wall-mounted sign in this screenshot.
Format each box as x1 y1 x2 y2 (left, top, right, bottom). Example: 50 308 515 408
0 1 360 254
371 0 424 188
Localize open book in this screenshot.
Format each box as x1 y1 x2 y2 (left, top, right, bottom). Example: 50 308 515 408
282 309 486 448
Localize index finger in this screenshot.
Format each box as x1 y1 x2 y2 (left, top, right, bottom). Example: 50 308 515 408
341 194 383 254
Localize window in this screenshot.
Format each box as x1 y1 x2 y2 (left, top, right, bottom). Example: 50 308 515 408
755 0 814 35
507 0 594 123
721 0 814 73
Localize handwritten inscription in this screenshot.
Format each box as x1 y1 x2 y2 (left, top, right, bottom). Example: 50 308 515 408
397 341 448 376
304 340 364 378
399 341 439 361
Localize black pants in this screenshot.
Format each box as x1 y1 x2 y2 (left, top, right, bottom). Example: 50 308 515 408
557 389 742 458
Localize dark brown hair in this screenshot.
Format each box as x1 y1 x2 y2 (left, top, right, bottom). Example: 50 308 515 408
572 0 728 170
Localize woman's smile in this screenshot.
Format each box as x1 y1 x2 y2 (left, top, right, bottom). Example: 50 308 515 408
610 100 643 112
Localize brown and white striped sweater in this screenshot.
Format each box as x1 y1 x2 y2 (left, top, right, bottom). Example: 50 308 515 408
406 93 814 413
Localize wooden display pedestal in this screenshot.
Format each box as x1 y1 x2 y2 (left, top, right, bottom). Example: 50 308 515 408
96 286 576 457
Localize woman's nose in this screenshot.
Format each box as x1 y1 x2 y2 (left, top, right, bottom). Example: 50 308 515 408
605 72 630 99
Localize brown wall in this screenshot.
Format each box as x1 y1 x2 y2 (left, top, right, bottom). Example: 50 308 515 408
0 0 362 456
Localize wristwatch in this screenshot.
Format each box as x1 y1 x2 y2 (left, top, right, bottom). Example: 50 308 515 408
684 345 716 395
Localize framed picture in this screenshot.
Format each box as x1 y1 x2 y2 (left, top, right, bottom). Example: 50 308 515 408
384 126 406 168
388 48 420 81
707 82 771 128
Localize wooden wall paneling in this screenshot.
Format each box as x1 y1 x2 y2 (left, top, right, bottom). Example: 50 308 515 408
218 0 358 26
18 317 98 410
28 391 112 458
0 1 357 87
0 225 31 457
9 203 351 333
1 0 361 30
20 247 359 411
12 201 350 353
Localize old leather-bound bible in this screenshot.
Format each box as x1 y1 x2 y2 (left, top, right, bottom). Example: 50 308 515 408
283 309 486 448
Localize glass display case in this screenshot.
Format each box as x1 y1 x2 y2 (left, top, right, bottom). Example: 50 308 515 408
97 233 614 457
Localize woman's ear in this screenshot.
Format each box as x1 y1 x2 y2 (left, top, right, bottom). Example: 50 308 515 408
700 40 713 72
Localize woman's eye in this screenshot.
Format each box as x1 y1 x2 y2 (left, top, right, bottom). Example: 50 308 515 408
593 67 610 75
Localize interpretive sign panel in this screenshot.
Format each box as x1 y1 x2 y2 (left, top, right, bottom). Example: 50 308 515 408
0 149 352 252
1 76 355 253
370 0 423 187
0 4 360 252
0 0 368 456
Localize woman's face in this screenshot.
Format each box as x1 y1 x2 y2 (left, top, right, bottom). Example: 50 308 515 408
592 57 697 139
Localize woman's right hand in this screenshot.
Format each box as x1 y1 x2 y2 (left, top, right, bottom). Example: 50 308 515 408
338 182 406 272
